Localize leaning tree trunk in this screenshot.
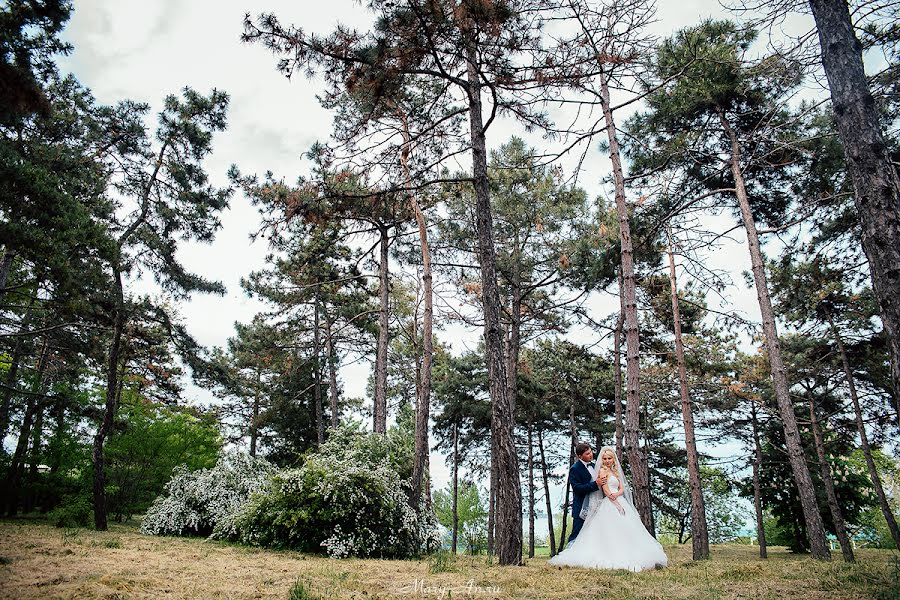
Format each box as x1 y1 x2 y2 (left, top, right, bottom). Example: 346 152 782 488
808 0 900 417
537 428 557 557
750 401 768 559
374 222 390 434
465 43 521 566
829 314 900 549
93 267 126 531
600 70 652 530
400 116 434 507
666 228 710 560
719 109 830 559
807 390 855 562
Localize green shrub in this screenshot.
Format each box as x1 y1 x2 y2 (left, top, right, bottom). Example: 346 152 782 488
48 495 92 528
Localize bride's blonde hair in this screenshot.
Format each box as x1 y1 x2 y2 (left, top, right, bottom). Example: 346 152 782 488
599 446 623 482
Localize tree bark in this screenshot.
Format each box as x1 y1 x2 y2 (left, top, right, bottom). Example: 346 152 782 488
374 222 390 434
451 422 459 554
559 429 576 550
400 115 434 508
250 368 260 457
0 297 36 439
487 454 496 555
666 228 710 560
807 390 855 562
600 70 652 530
313 289 325 445
829 314 900 549
808 0 900 415
323 306 340 429
614 270 625 459
719 109 830 559
5 335 49 516
0 247 14 301
527 418 535 558
465 42 521 566
25 402 45 513
537 428 557 557
93 267 126 531
750 401 768 559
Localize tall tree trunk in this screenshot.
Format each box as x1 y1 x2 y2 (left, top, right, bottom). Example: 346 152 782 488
559 424 576 550
451 422 459 554
250 368 261 457
400 115 434 507
750 401 768 559
537 428 556 557
93 267 126 531
487 455 496 555
0 247 15 300
829 314 900 549
25 403 45 513
374 222 390 434
808 0 900 416
527 418 535 558
600 71 652 530
465 42 520 566
323 306 340 429
5 335 50 515
719 109 830 559
666 228 710 560
0 297 36 438
313 290 325 445
614 270 625 459
807 389 855 562
49 391 67 475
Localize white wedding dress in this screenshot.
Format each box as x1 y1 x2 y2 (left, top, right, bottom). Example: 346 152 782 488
548 475 668 572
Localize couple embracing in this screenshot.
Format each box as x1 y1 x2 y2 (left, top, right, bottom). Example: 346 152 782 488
548 443 668 572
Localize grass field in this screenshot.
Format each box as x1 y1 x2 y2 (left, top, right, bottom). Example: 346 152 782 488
0 520 897 599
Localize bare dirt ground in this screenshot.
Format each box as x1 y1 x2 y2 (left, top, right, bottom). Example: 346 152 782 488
0 520 897 599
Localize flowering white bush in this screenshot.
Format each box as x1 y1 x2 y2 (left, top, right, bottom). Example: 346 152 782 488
143 424 441 559
224 426 441 558
140 452 275 536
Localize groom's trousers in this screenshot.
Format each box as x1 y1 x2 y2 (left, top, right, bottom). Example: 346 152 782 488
568 514 585 544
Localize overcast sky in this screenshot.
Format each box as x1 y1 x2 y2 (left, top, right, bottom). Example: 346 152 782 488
55 1 824 508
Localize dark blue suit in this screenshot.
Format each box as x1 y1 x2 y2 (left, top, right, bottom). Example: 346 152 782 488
568 461 601 543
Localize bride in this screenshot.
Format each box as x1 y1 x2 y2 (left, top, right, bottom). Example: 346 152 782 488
548 446 668 571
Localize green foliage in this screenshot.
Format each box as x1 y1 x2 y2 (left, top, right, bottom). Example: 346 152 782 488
748 416 876 553
104 396 221 521
225 423 439 558
658 466 748 544
433 480 489 554
47 494 92 528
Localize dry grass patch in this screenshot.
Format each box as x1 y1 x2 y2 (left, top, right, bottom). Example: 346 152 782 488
0 520 897 599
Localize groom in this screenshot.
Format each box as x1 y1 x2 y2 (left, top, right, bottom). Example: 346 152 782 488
568 442 607 545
